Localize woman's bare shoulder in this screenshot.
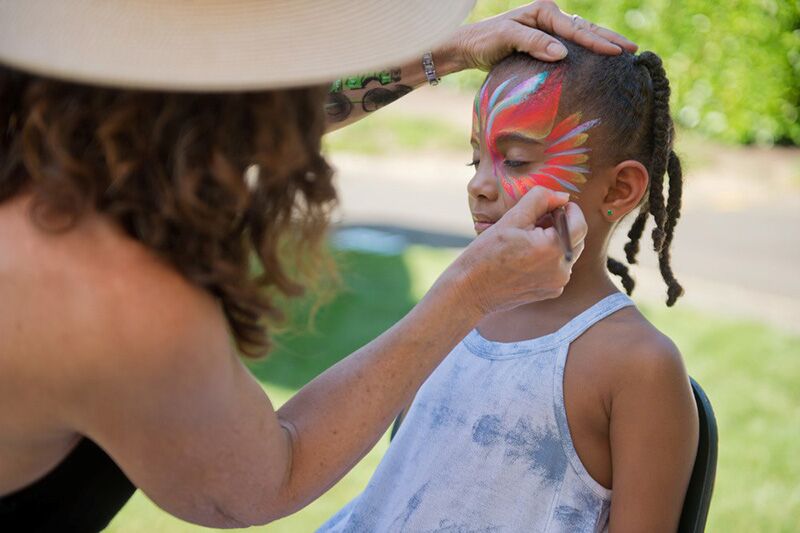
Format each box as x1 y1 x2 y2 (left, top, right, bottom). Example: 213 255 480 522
0 196 232 379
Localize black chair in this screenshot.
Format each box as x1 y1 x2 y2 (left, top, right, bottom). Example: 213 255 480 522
388 376 718 532
678 377 719 533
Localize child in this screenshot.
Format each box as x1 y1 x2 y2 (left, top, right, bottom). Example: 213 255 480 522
320 42 699 532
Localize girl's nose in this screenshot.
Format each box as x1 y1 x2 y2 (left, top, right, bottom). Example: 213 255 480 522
467 163 500 202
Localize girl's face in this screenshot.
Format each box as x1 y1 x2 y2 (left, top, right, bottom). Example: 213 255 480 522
468 69 602 234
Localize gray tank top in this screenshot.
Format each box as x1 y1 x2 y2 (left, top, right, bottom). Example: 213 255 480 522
320 292 635 533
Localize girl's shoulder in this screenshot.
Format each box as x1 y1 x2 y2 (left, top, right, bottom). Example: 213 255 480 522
596 304 679 358
572 304 685 400
579 306 699 526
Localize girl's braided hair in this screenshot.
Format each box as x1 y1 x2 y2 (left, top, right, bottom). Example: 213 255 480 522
620 52 684 306
493 44 684 306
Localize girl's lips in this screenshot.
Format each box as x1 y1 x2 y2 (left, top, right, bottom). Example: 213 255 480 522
472 212 499 233
472 214 554 233
473 220 495 233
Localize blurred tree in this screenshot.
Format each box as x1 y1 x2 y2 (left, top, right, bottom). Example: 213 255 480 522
459 0 800 145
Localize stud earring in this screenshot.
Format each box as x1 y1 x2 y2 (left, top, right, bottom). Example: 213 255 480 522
607 209 613 216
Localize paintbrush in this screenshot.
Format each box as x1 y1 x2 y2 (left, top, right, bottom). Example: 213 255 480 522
552 207 573 262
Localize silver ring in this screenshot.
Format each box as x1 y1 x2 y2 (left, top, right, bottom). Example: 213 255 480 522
571 13 590 32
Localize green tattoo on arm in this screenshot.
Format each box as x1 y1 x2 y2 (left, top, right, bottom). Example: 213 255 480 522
329 69 402 93
326 68 411 123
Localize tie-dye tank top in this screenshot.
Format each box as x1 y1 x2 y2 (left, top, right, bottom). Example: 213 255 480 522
319 292 635 533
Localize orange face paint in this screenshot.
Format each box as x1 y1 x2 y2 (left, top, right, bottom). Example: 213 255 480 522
473 70 600 199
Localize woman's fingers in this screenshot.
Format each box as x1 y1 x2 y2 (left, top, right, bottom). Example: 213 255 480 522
588 23 638 53
452 188 586 315
503 21 568 61
563 200 588 249
445 0 637 71
569 239 585 265
444 0 637 72
497 186 569 229
514 1 637 56
455 228 567 314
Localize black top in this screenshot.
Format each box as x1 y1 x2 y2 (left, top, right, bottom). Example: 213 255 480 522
0 438 135 532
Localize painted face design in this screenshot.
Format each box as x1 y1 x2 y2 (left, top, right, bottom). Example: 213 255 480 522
472 70 600 199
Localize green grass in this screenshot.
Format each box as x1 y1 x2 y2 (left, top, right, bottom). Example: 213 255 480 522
108 246 800 532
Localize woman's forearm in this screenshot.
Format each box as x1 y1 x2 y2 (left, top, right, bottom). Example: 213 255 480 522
324 47 462 132
274 268 477 514
265 187 584 520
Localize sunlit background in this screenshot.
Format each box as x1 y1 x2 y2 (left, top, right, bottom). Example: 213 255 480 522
109 1 800 531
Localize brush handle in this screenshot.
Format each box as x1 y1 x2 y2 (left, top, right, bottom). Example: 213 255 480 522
552 207 573 262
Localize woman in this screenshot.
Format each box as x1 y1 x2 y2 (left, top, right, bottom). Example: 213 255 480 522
0 0 635 530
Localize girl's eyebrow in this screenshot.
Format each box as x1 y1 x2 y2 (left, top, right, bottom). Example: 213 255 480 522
495 132 543 145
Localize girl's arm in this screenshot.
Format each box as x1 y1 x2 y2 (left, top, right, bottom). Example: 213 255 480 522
607 335 699 532
325 0 637 132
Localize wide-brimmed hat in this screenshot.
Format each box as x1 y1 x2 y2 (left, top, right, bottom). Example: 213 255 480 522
0 0 475 91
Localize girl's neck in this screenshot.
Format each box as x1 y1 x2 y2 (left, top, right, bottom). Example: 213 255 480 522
476 253 621 343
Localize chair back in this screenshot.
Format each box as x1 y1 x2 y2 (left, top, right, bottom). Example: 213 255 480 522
678 377 719 533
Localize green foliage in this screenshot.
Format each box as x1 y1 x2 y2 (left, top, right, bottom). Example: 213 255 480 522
461 0 800 145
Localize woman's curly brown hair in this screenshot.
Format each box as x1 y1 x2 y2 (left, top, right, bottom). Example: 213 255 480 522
0 66 338 357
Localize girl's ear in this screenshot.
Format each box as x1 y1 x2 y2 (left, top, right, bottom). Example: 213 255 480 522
602 160 649 221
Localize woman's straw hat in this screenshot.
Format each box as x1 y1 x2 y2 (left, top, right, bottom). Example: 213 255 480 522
0 0 476 91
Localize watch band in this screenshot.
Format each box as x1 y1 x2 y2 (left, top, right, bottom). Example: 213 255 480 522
422 51 440 86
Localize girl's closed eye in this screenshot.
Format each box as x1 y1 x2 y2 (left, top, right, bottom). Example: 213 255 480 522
503 159 532 169
467 159 538 170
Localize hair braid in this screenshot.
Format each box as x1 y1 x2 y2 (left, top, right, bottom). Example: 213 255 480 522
658 150 684 305
623 206 648 264
636 53 685 306
635 52 671 253
663 151 683 247
607 257 635 295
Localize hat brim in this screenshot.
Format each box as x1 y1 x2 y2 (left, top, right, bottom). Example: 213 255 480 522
0 0 476 92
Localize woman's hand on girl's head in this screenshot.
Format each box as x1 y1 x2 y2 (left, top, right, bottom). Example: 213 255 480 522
440 0 637 72
448 187 587 316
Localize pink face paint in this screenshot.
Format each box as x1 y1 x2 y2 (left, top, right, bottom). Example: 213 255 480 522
473 69 601 199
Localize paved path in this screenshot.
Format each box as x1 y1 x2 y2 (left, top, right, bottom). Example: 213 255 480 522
327 87 800 334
